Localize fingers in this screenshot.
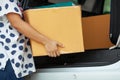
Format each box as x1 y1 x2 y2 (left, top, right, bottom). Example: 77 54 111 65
45 41 64 57
56 50 60 56
47 49 60 57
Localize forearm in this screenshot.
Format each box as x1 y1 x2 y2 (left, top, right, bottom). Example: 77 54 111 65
7 13 51 45
16 20 51 44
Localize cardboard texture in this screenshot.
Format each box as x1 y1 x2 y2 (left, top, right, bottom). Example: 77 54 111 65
82 14 114 50
23 6 84 56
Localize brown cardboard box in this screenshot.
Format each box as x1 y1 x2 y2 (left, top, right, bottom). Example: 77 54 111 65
82 14 114 50
23 6 84 56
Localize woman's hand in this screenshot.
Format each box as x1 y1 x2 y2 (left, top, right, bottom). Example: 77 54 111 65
44 40 64 57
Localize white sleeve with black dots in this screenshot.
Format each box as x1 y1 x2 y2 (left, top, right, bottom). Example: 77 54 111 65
0 0 22 17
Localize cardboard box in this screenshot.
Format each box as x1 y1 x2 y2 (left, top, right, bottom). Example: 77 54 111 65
23 6 84 56
82 14 114 50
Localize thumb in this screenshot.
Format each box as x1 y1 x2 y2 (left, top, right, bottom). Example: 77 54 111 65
57 42 64 48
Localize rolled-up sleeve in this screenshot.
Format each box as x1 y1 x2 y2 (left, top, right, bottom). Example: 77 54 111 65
0 0 22 17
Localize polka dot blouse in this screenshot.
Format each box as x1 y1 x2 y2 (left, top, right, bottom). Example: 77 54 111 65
0 0 36 78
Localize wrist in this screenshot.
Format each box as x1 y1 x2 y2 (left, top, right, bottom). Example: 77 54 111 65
41 38 52 45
